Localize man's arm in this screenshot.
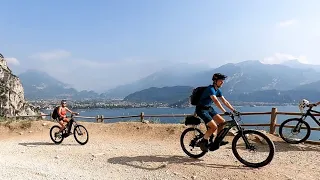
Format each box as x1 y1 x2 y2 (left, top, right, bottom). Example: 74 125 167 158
219 96 236 112
65 107 74 114
210 95 227 113
66 107 78 115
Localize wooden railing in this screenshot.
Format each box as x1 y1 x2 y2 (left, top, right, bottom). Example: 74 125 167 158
4 107 320 144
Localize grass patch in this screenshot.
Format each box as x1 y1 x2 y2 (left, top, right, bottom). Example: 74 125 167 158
1 119 33 130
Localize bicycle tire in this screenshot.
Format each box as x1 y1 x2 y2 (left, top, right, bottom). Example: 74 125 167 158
73 125 89 145
232 130 275 168
49 125 64 144
279 118 311 144
180 127 207 158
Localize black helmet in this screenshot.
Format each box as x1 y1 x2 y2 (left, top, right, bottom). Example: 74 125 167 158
61 99 67 104
212 73 227 81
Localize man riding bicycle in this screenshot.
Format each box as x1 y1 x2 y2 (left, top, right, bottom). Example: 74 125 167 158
196 73 239 152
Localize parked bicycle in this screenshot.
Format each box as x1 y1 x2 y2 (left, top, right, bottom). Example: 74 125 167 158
50 113 89 145
180 112 275 168
279 99 320 144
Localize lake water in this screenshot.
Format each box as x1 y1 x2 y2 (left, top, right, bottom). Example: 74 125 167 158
42 105 319 141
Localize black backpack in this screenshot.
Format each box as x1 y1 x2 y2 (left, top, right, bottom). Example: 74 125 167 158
51 106 60 119
190 86 208 106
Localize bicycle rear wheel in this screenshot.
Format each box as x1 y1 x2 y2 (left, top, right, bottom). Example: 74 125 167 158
73 125 89 145
180 127 207 158
50 125 64 144
232 130 275 168
279 118 311 144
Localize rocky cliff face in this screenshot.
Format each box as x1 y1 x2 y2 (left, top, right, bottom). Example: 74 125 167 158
0 54 39 117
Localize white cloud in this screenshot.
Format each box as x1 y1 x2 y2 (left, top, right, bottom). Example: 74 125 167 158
277 19 297 28
29 50 71 61
262 53 308 64
5 57 20 66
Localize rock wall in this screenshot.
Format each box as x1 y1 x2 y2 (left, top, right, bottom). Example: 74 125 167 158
0 54 39 117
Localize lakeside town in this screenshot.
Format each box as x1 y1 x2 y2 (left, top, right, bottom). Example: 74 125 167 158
28 99 296 111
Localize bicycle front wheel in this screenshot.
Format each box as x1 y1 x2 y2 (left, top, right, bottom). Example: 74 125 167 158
279 118 311 144
73 125 89 145
232 130 275 168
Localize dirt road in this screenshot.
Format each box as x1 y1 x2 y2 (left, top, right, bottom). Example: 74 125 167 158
0 120 319 180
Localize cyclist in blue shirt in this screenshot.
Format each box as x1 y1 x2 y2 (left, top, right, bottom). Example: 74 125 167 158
196 73 239 152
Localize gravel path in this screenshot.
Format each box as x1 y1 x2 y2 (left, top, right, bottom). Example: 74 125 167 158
0 120 319 180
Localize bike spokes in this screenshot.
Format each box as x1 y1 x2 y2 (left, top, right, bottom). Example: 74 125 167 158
74 125 89 145
49 125 64 144
180 128 207 158
232 130 275 167
280 119 309 143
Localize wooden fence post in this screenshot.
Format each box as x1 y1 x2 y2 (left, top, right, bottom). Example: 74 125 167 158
270 107 277 134
101 115 104 123
140 112 144 122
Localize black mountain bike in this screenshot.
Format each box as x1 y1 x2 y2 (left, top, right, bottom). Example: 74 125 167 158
180 112 275 168
279 105 320 144
50 113 89 145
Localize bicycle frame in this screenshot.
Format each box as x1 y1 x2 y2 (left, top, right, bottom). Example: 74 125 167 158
211 114 251 149
65 114 80 135
301 107 320 126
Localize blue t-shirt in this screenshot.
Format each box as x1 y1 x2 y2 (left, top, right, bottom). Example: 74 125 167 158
198 85 222 106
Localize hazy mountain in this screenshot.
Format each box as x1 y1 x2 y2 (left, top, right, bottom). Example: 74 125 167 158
280 60 320 72
123 86 193 104
19 70 99 100
20 60 320 102
292 80 320 92
123 85 320 106
102 63 211 98
103 60 320 98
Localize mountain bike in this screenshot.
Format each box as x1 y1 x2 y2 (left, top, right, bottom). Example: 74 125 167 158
279 105 320 144
180 112 275 168
50 113 89 145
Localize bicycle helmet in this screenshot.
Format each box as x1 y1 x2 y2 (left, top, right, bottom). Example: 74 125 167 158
298 99 309 112
212 73 227 81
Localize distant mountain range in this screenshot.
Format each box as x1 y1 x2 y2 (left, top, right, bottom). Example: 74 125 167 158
18 60 320 104
123 84 320 106
280 60 320 71
103 60 320 98
123 86 193 104
19 70 100 100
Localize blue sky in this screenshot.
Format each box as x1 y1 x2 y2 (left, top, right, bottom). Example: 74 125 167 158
1 0 319 92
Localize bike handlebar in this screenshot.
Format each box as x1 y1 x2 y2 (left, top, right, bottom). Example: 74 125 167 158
70 112 80 118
